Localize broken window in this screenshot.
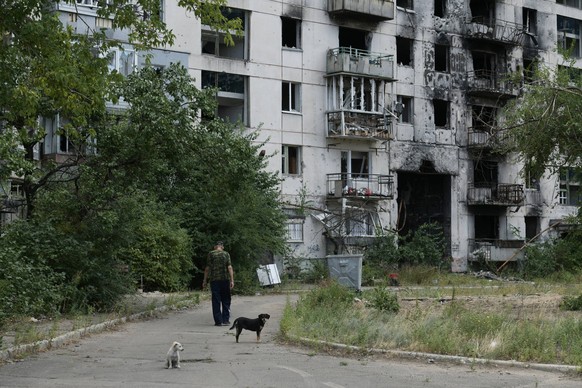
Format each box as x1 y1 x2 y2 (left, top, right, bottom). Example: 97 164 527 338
396 37 413 66
472 51 496 75
434 0 446 17
201 7 247 59
470 0 494 24
525 216 539 240
397 0 413 10
282 145 301 175
282 17 301 49
559 168 582 206
523 59 537 84
523 8 537 35
434 44 449 72
475 215 498 239
471 105 496 132
282 82 301 112
107 47 136 77
473 160 498 186
341 151 369 179
201 71 247 124
346 210 376 236
433 99 449 128
339 27 369 51
397 95 413 124
558 15 582 57
331 76 383 113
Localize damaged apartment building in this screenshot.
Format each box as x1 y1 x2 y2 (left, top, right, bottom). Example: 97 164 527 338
3 0 581 272
189 0 582 272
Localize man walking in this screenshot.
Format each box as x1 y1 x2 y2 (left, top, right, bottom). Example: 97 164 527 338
202 241 234 326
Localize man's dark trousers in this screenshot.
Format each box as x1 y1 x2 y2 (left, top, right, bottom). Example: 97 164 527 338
210 280 231 325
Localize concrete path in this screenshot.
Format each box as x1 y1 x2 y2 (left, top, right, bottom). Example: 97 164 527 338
0 293 581 387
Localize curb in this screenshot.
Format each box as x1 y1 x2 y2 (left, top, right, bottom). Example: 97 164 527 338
0 305 170 362
292 336 580 374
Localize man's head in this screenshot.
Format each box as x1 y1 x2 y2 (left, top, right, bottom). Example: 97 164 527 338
215 241 224 250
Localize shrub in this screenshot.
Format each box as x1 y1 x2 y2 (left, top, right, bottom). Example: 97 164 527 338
366 286 399 312
0 240 65 324
560 294 582 311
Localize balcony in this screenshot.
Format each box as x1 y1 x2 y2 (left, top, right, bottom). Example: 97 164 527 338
327 173 394 199
466 70 519 98
467 129 512 153
327 111 392 141
467 183 524 206
468 239 525 262
462 17 525 45
327 47 395 80
327 0 395 21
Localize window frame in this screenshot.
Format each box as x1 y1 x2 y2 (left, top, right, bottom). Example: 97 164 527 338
282 145 302 175
282 82 301 113
281 16 301 49
396 95 413 124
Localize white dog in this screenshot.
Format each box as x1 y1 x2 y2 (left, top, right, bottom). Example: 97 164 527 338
166 341 184 369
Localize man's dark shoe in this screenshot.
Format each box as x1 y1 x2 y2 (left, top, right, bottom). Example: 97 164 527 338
222 321 231 326
215 323 222 326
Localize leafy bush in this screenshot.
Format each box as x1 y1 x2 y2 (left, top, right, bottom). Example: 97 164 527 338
0 233 65 325
560 295 582 311
522 232 582 279
399 222 447 268
363 222 448 285
366 286 399 312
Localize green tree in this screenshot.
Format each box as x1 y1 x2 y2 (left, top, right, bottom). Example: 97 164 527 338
0 0 242 217
503 58 582 179
100 64 288 280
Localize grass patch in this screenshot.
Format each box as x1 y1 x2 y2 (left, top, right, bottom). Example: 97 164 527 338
281 277 582 367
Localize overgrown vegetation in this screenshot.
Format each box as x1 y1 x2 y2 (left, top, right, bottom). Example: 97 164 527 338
281 277 582 366
363 222 447 285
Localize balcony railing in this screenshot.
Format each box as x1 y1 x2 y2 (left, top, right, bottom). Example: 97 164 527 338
327 173 394 199
462 17 525 45
327 0 395 21
467 183 524 206
466 70 519 97
327 47 395 80
327 111 392 140
467 129 513 151
468 239 525 262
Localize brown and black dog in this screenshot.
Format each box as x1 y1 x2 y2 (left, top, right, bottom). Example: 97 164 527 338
229 313 270 343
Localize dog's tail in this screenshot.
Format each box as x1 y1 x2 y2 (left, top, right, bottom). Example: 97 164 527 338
228 319 237 330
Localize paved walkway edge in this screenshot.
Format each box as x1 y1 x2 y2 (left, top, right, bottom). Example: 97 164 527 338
0 306 170 362
292 336 581 374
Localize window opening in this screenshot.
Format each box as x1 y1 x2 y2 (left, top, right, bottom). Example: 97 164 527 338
523 8 537 35
397 95 413 124
434 0 445 17
282 17 301 49
470 0 494 23
202 71 246 124
475 215 498 239
558 16 582 57
471 105 496 132
201 7 247 59
433 99 449 128
341 151 369 179
282 82 301 112
339 27 369 51
473 160 498 185
396 37 413 66
282 145 301 175
559 167 582 205
435 44 449 72
397 0 413 10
